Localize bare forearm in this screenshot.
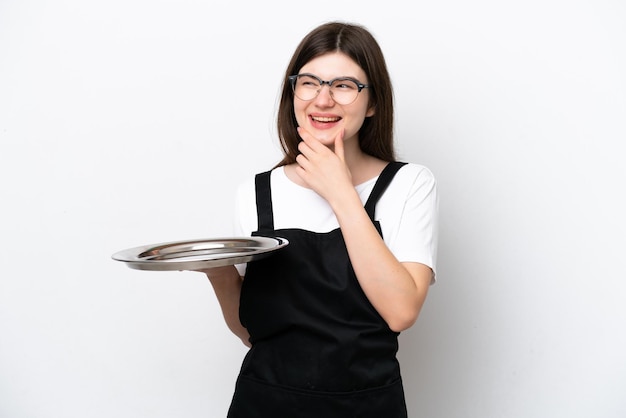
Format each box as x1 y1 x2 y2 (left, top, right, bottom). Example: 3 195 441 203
331 191 430 332
203 266 251 347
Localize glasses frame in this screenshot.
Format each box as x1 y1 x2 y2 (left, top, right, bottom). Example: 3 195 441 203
288 73 370 105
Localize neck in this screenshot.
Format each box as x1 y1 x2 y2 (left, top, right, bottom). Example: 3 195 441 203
342 138 387 186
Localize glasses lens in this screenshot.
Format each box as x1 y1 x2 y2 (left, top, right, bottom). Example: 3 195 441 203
329 78 359 105
293 75 321 101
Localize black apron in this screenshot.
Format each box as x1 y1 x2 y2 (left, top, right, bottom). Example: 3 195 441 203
228 162 408 418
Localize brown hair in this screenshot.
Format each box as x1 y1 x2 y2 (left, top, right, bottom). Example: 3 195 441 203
275 22 395 167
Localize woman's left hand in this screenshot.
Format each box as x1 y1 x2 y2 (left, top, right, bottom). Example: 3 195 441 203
295 126 354 205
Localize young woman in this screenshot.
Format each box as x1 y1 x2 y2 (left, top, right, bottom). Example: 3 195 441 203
202 21 438 417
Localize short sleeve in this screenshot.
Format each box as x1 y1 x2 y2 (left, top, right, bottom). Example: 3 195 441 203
377 164 439 284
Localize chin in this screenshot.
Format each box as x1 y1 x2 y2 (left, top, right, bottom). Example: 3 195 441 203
315 133 335 143
308 126 340 144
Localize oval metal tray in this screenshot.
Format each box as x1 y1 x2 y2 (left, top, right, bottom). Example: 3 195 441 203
112 236 289 271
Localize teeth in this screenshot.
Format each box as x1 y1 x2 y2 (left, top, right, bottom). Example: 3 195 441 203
312 116 340 122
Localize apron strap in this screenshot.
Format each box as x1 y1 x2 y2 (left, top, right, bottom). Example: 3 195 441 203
255 170 274 230
364 161 407 221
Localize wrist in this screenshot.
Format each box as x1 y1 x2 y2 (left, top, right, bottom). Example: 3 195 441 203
328 186 362 217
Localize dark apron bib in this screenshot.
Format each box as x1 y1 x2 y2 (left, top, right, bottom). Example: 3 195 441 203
229 162 408 418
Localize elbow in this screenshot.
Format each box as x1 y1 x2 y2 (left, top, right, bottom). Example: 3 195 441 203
385 297 427 332
386 311 419 333
386 283 430 332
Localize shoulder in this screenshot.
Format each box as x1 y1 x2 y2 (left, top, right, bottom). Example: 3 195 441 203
235 167 288 203
375 162 438 214
393 162 437 193
397 161 435 178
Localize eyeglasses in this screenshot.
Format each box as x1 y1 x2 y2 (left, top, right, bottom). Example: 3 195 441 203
288 73 370 105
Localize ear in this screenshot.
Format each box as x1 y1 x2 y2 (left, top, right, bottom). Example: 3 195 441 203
366 105 375 117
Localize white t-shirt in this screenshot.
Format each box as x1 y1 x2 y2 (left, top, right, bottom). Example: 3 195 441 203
233 163 439 283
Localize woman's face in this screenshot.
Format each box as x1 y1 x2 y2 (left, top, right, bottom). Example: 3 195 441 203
294 52 375 148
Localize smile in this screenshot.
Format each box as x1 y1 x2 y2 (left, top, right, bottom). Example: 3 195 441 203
311 116 341 123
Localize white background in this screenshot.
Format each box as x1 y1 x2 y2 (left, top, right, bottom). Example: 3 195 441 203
1 0 625 417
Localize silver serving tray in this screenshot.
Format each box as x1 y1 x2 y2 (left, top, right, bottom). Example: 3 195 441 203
112 236 289 271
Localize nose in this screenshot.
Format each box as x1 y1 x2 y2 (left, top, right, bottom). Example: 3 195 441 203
314 83 335 106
